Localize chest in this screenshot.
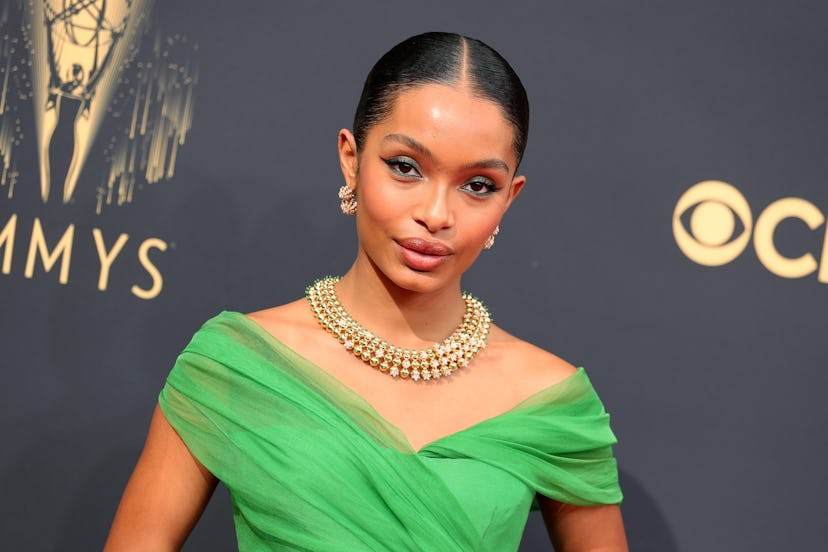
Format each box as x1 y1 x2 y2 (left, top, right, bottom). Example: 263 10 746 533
293 332 524 452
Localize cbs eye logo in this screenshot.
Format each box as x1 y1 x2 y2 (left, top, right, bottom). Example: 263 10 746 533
673 180 828 283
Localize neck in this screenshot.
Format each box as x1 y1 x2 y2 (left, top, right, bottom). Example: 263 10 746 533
335 253 467 347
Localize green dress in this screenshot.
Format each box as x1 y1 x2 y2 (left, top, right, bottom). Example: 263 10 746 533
159 312 622 551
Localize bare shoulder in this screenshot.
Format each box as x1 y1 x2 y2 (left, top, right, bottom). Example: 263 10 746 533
486 324 578 395
246 297 310 325
245 298 317 345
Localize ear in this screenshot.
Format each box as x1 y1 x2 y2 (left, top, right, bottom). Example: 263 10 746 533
503 174 526 210
338 129 358 190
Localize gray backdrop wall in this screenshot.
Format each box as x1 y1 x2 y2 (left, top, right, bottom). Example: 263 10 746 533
1 1 826 550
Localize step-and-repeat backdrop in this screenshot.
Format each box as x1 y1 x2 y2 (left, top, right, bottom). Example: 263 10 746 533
2 1 825 550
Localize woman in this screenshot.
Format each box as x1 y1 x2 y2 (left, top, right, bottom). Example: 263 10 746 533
105 32 627 551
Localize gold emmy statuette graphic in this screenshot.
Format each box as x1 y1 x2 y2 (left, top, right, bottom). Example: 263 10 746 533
0 1 198 300
29 0 151 204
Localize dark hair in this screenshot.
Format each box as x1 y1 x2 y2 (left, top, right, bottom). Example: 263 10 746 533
353 32 530 169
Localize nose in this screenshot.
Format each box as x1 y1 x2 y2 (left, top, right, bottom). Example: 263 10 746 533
414 184 454 233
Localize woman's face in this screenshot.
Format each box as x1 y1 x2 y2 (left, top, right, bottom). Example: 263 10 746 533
339 83 525 294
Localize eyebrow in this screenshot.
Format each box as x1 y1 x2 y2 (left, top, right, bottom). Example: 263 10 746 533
381 133 511 174
461 158 511 174
382 134 433 157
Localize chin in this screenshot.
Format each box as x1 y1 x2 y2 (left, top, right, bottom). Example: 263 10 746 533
382 264 462 295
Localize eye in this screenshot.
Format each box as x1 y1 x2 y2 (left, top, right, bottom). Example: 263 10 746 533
460 179 498 197
382 156 422 178
672 180 753 266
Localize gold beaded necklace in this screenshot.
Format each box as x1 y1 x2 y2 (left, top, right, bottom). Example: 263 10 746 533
306 276 491 381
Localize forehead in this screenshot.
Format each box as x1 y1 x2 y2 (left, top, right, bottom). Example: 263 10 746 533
369 84 517 165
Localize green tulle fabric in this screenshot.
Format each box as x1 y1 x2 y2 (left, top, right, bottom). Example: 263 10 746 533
159 311 622 551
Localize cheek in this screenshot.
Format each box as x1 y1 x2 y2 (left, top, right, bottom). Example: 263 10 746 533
458 209 502 248
357 168 396 223
354 164 409 241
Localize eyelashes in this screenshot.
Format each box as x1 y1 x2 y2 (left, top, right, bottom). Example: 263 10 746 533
380 156 500 197
382 156 422 178
460 180 499 196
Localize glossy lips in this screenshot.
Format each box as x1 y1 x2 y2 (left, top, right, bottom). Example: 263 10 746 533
395 238 453 271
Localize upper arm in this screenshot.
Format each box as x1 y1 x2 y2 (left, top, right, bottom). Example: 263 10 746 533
104 404 218 552
537 494 628 552
507 335 625 550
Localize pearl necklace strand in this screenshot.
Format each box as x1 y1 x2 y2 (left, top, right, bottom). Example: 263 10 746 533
306 276 491 381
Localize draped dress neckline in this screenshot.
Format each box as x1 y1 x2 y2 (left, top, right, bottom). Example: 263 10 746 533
159 311 622 550
232 311 584 456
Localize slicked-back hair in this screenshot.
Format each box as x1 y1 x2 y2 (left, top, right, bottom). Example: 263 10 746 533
353 32 530 169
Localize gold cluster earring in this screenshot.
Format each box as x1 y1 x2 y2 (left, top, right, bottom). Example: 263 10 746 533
483 225 500 250
339 185 357 215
